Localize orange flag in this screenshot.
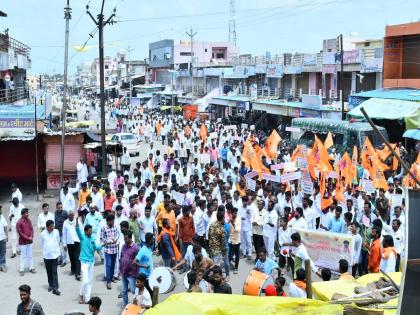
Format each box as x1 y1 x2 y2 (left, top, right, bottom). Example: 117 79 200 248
265 129 282 160
361 137 376 179
392 147 400 171
320 172 333 210
339 152 353 187
324 132 334 150
254 144 270 174
335 180 345 203
291 145 303 162
241 139 255 167
199 124 208 142
184 125 191 137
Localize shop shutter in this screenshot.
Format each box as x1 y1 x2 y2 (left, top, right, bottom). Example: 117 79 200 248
46 144 81 172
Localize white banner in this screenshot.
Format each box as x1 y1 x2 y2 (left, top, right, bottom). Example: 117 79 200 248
281 171 301 183
262 173 281 183
391 194 403 207
360 179 375 193
286 126 301 133
224 125 237 130
301 171 313 195
244 171 258 179
173 191 185 205
297 158 308 170
292 228 355 271
271 163 284 171
246 178 256 191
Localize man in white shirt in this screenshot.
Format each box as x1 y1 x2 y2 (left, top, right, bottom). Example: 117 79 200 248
108 169 117 189
8 197 24 257
62 211 81 280
37 203 55 232
251 200 265 257
61 186 76 212
76 157 89 184
40 220 61 295
349 221 362 277
239 196 253 259
193 201 206 243
288 268 307 298
11 183 23 202
302 198 317 230
91 185 104 214
288 208 309 230
319 208 333 232
0 206 8 271
138 206 157 246
391 218 404 271
262 200 278 260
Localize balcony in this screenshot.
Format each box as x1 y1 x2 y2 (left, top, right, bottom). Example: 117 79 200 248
0 85 29 104
0 33 31 71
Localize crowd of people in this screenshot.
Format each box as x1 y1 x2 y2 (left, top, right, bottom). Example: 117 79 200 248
0 107 413 314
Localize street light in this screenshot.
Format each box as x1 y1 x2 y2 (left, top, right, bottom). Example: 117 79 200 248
168 69 177 111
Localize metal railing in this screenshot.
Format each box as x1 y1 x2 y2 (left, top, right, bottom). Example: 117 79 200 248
0 33 31 58
0 86 29 104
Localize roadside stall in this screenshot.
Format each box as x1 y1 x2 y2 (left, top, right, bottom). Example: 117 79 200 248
83 140 124 174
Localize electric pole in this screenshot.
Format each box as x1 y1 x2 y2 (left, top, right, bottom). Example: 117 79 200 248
339 34 345 120
87 1 116 177
60 0 71 188
127 45 133 104
186 27 197 95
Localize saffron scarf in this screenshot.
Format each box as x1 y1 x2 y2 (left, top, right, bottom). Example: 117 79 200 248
294 280 307 291
157 227 181 260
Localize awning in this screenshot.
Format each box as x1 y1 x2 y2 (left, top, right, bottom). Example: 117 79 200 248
348 97 420 122
403 129 420 140
160 106 182 111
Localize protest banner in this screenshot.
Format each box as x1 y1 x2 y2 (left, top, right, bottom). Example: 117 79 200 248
360 179 375 193
209 132 218 139
173 191 185 205
301 171 314 195
391 194 403 207
297 157 308 169
246 178 256 191
281 171 301 183
262 173 281 183
244 170 258 179
292 228 354 271
271 163 284 171
224 125 237 130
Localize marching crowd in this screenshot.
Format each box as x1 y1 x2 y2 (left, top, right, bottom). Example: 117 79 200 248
0 108 413 314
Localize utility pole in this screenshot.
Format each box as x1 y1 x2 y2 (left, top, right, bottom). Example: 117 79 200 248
60 0 71 188
87 1 116 177
339 34 345 120
186 27 197 95
127 45 133 105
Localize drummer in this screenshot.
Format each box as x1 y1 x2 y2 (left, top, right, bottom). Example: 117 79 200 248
191 244 214 282
254 247 280 279
172 235 208 273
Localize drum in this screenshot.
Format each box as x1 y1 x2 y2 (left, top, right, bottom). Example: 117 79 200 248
243 270 274 296
121 304 143 315
149 267 176 294
183 271 212 293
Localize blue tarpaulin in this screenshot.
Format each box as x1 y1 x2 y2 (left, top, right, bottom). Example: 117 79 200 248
403 129 420 141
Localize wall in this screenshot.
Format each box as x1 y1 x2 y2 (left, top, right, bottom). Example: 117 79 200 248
149 40 174 69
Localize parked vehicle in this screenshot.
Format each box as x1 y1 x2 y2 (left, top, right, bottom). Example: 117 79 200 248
110 133 139 156
290 118 389 153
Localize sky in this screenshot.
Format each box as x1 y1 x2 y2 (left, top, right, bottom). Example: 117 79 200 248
1 0 419 74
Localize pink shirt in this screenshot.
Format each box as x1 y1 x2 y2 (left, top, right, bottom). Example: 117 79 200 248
209 148 219 161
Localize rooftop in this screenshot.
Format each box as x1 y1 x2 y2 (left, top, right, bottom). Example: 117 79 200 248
351 88 420 102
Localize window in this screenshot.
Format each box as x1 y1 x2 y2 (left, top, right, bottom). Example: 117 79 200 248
180 52 192 56
105 65 109 69
205 48 208 52
121 134 136 141
216 53 225 59
364 42 370 47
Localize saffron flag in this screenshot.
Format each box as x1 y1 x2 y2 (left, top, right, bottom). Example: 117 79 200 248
199 124 208 142
291 145 303 162
361 137 376 179
265 129 282 160
324 132 334 150
320 172 333 210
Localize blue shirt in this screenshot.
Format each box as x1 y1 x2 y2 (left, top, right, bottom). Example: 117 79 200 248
221 147 228 160
135 245 154 276
328 216 346 234
255 258 278 275
76 225 102 264
224 222 230 252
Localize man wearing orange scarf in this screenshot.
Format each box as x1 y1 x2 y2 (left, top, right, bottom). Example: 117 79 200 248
157 219 181 267
368 226 382 273
288 268 307 298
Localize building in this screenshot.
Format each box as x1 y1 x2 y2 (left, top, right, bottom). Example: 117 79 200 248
383 21 420 89
149 39 239 85
0 31 31 104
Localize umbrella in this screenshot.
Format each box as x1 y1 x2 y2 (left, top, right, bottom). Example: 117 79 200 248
403 129 420 141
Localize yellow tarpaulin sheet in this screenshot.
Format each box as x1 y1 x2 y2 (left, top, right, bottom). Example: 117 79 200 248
144 293 343 315
312 272 401 315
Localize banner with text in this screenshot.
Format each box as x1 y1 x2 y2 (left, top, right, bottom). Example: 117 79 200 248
293 228 355 271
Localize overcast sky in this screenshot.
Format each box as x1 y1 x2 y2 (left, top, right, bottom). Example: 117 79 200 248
1 0 419 74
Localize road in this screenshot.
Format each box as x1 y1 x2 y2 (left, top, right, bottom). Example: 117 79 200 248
0 117 259 315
